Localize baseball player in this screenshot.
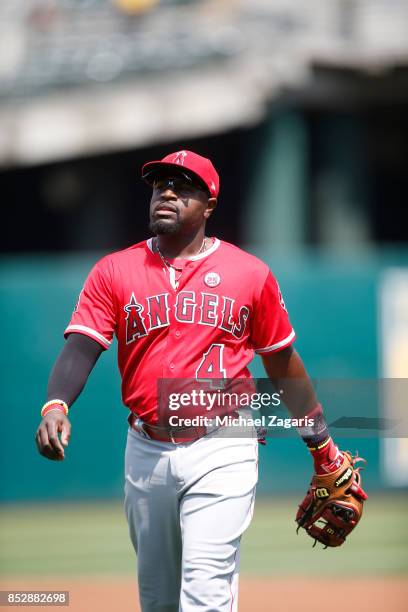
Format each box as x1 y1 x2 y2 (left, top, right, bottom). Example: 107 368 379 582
36 150 367 611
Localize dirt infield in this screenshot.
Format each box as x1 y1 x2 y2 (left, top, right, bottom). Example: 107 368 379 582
1 576 407 611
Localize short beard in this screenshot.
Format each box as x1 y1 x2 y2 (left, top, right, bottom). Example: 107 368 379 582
149 219 182 235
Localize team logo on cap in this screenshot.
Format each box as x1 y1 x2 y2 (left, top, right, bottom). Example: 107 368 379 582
173 151 188 165
204 272 220 287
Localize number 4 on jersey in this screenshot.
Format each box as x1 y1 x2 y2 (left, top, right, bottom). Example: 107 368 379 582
196 343 226 386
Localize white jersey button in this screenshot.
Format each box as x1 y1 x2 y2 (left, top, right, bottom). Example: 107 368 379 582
175 330 181 338
169 363 175 370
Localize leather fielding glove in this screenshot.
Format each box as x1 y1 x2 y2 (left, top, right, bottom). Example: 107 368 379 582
296 452 368 547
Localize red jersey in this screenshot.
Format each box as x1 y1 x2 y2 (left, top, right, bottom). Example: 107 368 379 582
65 238 295 424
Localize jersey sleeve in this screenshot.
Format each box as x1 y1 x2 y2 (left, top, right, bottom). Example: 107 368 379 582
250 270 295 354
64 258 116 350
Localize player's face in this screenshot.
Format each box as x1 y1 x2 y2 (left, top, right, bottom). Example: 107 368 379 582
149 175 216 236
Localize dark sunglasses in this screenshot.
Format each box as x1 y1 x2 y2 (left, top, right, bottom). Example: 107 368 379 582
146 171 210 196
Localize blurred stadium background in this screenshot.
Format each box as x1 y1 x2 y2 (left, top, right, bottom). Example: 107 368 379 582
1 1 407 610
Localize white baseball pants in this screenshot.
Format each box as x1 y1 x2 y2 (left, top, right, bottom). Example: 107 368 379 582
124 427 258 612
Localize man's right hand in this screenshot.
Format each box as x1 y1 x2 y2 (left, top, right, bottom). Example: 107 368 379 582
35 412 71 461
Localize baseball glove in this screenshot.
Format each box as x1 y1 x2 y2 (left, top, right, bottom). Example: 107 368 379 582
296 452 368 547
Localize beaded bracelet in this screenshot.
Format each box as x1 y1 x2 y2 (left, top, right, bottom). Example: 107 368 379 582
41 399 69 418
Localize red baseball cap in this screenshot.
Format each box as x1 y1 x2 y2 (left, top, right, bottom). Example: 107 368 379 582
142 150 219 197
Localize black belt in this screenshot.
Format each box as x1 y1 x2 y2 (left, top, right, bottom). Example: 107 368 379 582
127 411 247 444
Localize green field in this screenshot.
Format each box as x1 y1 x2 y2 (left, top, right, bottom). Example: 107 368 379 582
0 495 407 577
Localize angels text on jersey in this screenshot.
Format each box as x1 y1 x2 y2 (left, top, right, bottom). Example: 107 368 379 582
124 290 250 344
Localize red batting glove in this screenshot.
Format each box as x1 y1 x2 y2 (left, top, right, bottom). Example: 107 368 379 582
310 437 345 475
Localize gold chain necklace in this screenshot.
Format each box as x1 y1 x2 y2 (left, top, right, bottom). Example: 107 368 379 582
156 237 207 290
